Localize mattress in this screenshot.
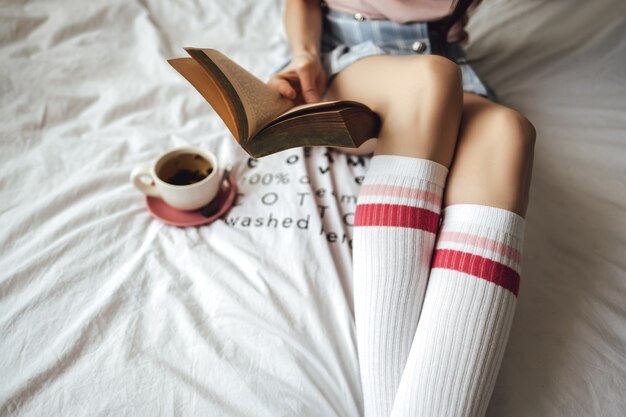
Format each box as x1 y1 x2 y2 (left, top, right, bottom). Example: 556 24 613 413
0 0 624 416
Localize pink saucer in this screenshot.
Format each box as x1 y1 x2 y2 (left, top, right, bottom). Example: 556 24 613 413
145 174 238 227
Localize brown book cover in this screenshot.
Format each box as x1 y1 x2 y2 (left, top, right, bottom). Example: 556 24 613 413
168 48 380 158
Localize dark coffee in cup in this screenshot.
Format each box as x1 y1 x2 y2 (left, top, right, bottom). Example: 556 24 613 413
131 146 220 210
157 153 214 186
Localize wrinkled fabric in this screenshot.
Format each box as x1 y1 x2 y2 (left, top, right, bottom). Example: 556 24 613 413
0 0 625 416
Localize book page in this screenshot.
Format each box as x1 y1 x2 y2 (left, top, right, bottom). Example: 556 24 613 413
271 100 370 125
280 101 340 117
196 49 294 139
278 100 365 117
168 58 241 140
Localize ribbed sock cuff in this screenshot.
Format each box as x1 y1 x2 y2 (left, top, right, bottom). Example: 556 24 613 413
441 204 526 242
366 155 449 188
356 156 449 230
435 204 526 297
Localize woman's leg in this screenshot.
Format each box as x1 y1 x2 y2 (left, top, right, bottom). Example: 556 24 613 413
324 54 463 417
444 93 536 216
324 54 463 165
390 93 536 417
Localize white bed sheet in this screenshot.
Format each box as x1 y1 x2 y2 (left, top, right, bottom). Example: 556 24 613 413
1 0 625 416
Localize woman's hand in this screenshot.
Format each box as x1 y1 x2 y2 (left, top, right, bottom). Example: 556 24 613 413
268 51 327 105
447 13 469 44
447 0 483 45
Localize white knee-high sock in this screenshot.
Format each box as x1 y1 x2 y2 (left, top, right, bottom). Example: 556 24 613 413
390 204 525 417
353 155 449 417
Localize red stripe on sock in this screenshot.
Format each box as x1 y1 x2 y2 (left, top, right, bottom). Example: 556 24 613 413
354 203 440 233
431 249 520 296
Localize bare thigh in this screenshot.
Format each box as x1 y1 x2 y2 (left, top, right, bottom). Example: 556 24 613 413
324 56 536 216
323 54 464 167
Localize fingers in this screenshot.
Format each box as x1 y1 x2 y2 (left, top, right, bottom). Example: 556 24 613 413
295 65 320 103
268 55 326 104
456 31 469 45
268 75 297 100
316 71 327 101
468 0 482 13
447 27 469 43
447 13 470 43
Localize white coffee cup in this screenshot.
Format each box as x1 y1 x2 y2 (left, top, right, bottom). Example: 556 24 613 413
130 146 220 211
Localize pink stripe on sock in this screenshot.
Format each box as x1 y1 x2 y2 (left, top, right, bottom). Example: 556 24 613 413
437 231 522 265
431 249 520 296
359 184 441 206
355 203 440 233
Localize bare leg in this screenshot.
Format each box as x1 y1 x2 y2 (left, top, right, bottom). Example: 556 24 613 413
323 54 464 166
333 91 536 216
334 137 378 156
389 93 536 417
326 54 465 417
325 55 537 417
445 93 536 217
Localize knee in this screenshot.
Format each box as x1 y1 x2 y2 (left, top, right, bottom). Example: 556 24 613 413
377 56 464 163
489 107 536 159
446 105 536 215
405 55 463 96
382 55 464 123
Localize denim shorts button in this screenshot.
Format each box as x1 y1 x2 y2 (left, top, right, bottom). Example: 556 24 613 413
411 41 426 53
353 13 365 21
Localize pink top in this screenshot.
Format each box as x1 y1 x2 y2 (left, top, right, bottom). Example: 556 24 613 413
325 0 455 24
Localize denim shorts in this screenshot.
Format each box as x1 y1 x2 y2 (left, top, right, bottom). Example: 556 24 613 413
275 8 498 102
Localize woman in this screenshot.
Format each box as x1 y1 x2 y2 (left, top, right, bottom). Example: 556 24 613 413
268 1 536 416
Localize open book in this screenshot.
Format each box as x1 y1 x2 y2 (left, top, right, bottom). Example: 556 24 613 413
168 48 380 158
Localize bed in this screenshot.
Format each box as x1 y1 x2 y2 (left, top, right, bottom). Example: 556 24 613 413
1 0 624 415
